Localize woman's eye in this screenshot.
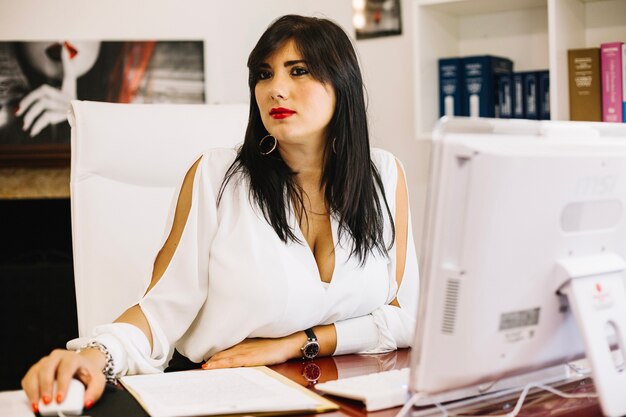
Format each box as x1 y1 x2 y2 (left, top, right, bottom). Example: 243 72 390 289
258 70 272 80
291 67 309 76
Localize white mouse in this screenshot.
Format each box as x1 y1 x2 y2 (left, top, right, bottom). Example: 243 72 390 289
38 378 85 416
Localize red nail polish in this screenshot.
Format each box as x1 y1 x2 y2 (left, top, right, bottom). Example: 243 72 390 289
31 402 39 413
14 106 20 115
201 363 208 369
56 393 64 403
42 395 51 405
85 399 94 409
64 41 78 59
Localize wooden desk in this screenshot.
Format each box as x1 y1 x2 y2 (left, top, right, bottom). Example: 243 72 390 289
87 349 603 417
269 349 603 417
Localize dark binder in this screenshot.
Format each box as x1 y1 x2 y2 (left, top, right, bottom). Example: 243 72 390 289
512 73 524 119
538 70 550 120
462 55 513 118
521 71 539 120
439 57 464 117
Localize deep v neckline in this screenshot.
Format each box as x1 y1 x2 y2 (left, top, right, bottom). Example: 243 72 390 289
292 208 338 287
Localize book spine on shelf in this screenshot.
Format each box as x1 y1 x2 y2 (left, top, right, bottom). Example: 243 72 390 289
462 56 513 118
601 42 624 123
497 74 512 118
439 58 464 117
463 56 487 117
522 71 539 120
538 70 550 120
512 73 524 119
568 48 602 121
622 44 626 122
492 57 513 118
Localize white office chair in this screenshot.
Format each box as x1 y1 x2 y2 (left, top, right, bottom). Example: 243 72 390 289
68 100 248 337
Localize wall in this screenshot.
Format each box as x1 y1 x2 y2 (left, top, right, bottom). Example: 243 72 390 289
1 0 428 254
355 0 429 257
0 0 351 103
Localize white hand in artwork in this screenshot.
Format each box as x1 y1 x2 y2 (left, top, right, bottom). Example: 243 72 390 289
17 84 73 137
16 42 78 137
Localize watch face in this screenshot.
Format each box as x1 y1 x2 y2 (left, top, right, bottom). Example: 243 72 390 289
303 342 320 359
302 362 321 384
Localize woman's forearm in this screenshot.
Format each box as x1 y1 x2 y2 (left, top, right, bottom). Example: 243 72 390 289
114 304 153 350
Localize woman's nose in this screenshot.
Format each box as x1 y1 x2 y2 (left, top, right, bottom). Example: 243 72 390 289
268 74 288 101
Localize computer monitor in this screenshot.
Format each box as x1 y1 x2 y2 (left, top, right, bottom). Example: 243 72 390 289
410 117 626 416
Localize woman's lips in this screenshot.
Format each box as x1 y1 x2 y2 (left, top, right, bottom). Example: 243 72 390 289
270 107 296 119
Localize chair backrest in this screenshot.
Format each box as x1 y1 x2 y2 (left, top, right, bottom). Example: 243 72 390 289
68 100 248 336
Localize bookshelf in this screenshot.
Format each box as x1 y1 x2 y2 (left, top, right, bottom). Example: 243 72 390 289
412 0 626 139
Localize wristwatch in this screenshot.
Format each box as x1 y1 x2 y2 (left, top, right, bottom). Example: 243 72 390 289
301 328 320 359
302 362 322 386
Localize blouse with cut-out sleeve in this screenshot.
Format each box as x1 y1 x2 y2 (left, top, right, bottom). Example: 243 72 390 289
87 147 419 375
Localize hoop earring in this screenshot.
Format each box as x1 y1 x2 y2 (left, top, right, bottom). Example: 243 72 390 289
332 138 337 154
259 134 277 155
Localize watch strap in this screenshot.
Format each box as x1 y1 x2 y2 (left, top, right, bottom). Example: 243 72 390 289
304 327 317 342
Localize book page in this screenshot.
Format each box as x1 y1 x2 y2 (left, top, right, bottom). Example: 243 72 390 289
0 390 32 417
120 367 336 417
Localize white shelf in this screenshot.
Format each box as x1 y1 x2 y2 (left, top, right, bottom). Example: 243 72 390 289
549 0 626 120
417 0 546 16
413 0 626 139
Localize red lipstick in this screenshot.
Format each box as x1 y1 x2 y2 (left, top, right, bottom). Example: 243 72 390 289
270 107 296 119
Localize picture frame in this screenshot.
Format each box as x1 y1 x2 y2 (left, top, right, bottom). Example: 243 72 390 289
354 0 402 40
0 40 205 167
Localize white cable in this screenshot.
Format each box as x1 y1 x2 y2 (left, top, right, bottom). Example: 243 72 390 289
396 382 596 417
567 361 592 377
395 392 425 417
434 401 449 417
437 382 597 417
499 382 597 417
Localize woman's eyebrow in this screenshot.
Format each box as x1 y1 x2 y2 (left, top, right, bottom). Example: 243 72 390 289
258 59 307 69
284 59 307 67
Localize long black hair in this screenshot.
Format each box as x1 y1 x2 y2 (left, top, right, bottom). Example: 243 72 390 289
220 14 394 263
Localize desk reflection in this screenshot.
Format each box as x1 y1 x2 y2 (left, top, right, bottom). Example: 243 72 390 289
268 350 602 417
270 349 410 388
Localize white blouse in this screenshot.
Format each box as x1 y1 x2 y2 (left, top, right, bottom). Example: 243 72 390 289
85 147 420 376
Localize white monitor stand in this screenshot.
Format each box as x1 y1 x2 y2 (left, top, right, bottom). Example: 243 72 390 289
557 253 626 416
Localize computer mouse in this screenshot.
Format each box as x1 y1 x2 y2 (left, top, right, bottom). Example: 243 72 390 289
38 378 85 416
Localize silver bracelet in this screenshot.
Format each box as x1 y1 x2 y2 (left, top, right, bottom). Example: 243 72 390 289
78 341 117 384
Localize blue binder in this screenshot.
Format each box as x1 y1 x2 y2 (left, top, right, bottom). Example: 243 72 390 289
439 58 464 117
462 55 513 118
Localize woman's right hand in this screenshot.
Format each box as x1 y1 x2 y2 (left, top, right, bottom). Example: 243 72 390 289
21 347 107 413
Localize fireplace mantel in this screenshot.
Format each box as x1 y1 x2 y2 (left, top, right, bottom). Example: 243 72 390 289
0 168 70 199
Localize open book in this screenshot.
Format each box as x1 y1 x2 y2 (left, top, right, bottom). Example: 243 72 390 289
120 366 338 417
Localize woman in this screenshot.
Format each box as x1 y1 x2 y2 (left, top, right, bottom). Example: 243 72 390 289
21 14 419 412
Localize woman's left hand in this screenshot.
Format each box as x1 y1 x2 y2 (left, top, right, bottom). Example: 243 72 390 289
202 334 305 370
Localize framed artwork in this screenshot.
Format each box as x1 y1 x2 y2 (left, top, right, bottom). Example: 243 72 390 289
353 0 402 40
0 40 205 167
